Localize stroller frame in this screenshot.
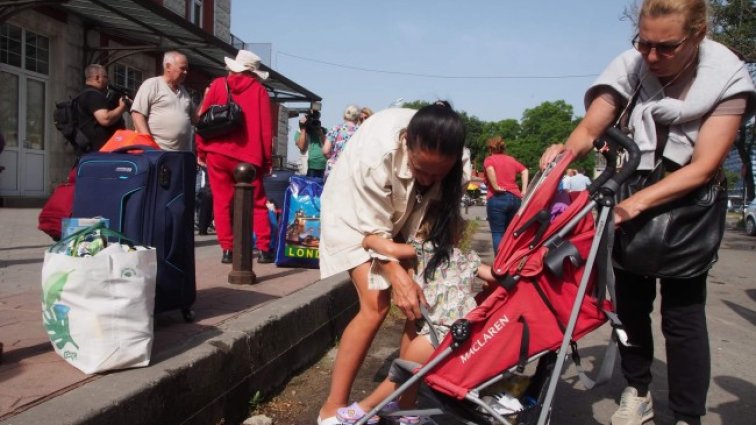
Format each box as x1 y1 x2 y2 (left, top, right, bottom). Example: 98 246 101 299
354 128 640 425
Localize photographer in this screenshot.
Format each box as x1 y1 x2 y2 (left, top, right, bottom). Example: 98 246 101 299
295 109 326 178
77 64 128 153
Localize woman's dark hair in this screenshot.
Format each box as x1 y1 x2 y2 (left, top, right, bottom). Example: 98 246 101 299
406 101 467 282
306 126 324 143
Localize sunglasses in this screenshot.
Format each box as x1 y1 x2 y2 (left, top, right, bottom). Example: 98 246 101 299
632 34 688 57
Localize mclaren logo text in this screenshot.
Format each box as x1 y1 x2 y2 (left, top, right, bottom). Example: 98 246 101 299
459 315 510 364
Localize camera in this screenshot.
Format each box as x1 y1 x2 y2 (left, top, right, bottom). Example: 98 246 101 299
106 83 133 107
302 109 321 131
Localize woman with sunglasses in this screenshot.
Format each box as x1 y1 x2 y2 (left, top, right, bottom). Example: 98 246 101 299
540 1 755 424
317 102 468 425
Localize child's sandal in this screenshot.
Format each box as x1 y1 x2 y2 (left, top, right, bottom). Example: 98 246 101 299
336 402 380 424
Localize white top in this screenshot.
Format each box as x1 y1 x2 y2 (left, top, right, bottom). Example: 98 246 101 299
319 108 424 278
586 38 756 169
566 173 591 191
319 108 471 279
131 76 194 151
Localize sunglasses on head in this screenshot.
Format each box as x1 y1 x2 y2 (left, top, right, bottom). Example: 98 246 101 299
632 34 688 57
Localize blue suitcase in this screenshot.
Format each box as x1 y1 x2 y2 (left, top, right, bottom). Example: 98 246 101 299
73 149 196 321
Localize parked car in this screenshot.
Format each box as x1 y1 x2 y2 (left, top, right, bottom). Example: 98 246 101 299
745 199 756 236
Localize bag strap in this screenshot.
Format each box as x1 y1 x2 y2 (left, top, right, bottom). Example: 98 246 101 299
49 221 137 253
224 78 234 106
615 80 643 132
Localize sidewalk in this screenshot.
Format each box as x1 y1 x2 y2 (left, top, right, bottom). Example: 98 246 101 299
0 207 355 424
2 206 753 425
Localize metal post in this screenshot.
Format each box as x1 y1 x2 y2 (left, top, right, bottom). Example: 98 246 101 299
228 163 256 285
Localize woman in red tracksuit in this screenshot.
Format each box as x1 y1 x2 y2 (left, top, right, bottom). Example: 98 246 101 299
196 50 274 264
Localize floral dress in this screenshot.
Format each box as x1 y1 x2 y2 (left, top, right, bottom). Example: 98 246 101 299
323 122 358 179
412 239 483 341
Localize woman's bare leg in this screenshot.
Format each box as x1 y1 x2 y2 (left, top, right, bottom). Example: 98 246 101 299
319 262 390 419
358 334 435 410
399 318 417 358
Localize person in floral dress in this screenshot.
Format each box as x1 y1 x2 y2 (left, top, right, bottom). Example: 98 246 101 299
322 104 360 180
336 203 496 425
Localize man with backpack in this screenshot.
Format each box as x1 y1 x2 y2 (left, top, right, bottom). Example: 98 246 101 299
74 64 129 153
41 64 129 241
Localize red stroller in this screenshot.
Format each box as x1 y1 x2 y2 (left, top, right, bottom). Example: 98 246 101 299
354 128 641 425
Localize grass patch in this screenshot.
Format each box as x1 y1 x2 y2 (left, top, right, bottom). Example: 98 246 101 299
459 218 480 254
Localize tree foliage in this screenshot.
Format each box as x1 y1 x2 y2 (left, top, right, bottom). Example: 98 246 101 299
400 98 590 177
710 0 756 202
509 100 594 177
710 0 756 63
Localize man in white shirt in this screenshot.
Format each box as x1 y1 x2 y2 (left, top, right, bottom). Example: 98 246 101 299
131 51 197 151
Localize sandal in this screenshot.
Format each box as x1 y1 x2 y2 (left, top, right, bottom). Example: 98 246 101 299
381 400 400 413
336 402 380 424
317 415 343 425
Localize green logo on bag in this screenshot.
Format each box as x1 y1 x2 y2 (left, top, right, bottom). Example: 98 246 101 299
41 271 79 350
121 268 136 278
285 245 319 259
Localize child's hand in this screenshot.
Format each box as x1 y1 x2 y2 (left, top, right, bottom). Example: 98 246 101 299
476 264 497 283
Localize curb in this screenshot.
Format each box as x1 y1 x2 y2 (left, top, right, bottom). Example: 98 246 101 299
1 274 357 425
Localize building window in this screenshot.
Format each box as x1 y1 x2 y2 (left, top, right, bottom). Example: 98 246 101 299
0 23 23 68
0 22 48 75
24 30 49 74
189 0 203 27
113 63 142 94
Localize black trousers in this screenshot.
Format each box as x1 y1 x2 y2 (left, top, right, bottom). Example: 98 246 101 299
615 268 710 419
197 188 213 233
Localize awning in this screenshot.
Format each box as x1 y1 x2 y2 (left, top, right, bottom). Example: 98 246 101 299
4 0 321 103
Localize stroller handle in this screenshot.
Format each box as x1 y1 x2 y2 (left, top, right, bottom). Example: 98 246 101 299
588 141 617 192
589 127 640 200
605 127 641 184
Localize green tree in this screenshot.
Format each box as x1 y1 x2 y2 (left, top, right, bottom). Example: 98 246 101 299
469 119 522 170
508 100 593 176
710 0 756 203
710 0 756 63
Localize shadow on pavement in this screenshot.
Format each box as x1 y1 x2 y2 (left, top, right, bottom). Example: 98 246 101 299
710 376 756 425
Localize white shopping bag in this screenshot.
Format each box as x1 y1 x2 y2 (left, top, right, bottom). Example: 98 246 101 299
41 227 157 374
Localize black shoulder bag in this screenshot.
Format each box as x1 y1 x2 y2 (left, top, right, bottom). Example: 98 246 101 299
195 78 243 140
612 84 727 279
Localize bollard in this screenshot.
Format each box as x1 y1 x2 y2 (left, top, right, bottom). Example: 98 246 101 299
228 162 256 285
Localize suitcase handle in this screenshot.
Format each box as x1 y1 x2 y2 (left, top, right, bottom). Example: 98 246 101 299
111 145 160 154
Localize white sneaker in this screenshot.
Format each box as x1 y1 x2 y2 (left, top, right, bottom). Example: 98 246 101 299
611 387 654 425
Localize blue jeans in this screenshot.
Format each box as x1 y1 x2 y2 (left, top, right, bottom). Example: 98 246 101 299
486 192 521 255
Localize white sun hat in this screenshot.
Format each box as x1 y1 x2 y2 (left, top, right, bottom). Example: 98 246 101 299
224 50 269 80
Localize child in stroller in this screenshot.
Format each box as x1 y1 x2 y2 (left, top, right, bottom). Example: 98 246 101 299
337 201 499 424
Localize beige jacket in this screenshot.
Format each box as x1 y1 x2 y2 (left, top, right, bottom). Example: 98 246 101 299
320 108 420 278
319 107 469 280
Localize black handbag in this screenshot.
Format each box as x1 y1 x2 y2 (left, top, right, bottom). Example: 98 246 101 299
195 78 243 139
609 79 728 278
613 159 728 278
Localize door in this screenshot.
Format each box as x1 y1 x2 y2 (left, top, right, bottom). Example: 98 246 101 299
0 70 47 196
0 22 49 197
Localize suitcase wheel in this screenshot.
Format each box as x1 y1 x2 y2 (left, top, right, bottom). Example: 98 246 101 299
181 307 195 323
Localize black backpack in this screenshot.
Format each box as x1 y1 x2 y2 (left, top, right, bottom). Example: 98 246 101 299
54 92 91 155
